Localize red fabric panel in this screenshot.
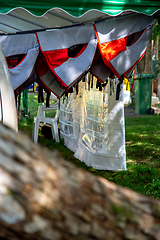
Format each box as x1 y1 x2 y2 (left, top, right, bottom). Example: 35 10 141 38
93 24 127 77
36 31 89 88
37 46 89 88
35 32 68 74
43 49 69 69
36 54 67 89
99 38 127 77
6 54 26 69
36 54 49 77
7 58 17 68
100 38 127 64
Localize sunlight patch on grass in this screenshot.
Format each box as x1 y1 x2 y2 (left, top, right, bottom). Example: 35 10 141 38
20 120 30 127
126 159 134 163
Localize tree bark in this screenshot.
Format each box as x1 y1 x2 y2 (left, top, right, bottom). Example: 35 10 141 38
143 39 153 74
137 54 145 74
0 123 160 240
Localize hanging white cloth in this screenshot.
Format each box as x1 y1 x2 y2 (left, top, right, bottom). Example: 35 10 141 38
0 43 18 131
60 74 126 170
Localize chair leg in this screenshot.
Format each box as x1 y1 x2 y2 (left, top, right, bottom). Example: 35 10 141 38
32 117 37 142
52 120 59 142
32 121 35 141
51 125 55 140
33 118 40 143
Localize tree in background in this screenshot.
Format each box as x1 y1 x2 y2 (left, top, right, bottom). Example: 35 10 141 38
137 36 153 75
152 19 160 99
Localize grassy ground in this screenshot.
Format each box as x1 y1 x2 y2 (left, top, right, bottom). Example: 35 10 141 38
19 92 160 200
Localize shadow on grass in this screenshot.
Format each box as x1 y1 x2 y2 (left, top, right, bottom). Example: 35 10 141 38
125 115 160 168
36 135 160 199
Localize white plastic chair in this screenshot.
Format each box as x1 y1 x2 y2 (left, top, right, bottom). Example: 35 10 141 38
32 103 60 143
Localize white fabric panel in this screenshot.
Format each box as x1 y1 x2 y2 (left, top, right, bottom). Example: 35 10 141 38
10 47 39 90
60 93 80 152
110 25 153 76
107 80 126 163
60 74 126 171
0 43 18 131
54 38 97 87
37 25 96 51
95 13 154 44
0 33 38 56
74 77 126 170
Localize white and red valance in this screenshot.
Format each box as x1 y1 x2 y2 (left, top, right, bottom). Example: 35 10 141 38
94 13 154 78
0 33 39 90
36 25 97 89
0 13 155 95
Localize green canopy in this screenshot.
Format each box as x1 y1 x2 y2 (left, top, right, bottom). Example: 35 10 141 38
0 0 160 17
0 0 159 34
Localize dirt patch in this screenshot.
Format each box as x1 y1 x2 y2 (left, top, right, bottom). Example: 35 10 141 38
124 104 160 117
124 106 139 117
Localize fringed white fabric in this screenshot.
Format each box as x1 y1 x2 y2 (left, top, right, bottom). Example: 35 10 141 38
60 93 79 152
60 74 126 171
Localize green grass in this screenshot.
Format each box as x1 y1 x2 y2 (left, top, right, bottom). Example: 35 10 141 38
19 92 160 200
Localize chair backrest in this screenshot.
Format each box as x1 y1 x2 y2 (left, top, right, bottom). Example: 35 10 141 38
37 102 59 119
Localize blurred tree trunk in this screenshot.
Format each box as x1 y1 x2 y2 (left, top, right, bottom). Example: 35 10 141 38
0 123 160 240
135 38 153 106
131 40 153 106
137 54 145 74
137 38 153 74
143 39 153 74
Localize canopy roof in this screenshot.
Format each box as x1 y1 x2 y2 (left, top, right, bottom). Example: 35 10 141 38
1 0 160 17
0 0 160 34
